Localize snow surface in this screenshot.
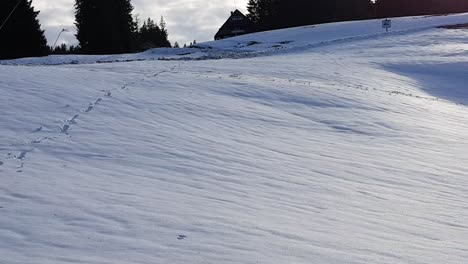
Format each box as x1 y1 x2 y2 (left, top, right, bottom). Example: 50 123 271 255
1 13 468 264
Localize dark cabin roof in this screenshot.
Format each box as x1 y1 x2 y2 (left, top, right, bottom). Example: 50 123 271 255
214 10 253 40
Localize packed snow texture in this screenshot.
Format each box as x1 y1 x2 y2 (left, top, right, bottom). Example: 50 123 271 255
1 13 468 264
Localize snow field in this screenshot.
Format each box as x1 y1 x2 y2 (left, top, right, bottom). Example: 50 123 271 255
1 13 468 264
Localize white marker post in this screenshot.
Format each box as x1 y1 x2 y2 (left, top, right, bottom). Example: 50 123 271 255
382 19 392 32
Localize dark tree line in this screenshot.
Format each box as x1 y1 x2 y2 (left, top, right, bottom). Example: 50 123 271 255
1 0 173 59
74 0 172 54
375 0 468 18
134 17 171 51
247 0 373 32
50 15 172 55
246 0 468 32
49 44 80 55
75 0 136 54
0 0 48 60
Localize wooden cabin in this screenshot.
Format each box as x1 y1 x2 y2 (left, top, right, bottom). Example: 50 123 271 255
214 10 253 40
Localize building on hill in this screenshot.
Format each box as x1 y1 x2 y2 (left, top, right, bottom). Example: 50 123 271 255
215 10 253 40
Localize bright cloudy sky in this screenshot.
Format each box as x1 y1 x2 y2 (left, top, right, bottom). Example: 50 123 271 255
32 0 248 47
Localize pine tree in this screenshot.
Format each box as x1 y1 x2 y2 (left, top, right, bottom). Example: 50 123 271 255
139 18 160 50
332 0 372 21
53 43 68 54
247 0 261 25
75 0 136 54
0 0 48 59
136 17 171 51
247 0 372 32
376 0 468 18
158 16 171 47
173 41 180 48
247 0 282 31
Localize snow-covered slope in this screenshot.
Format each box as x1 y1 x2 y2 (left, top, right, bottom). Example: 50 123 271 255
1 14 468 264
3 13 468 65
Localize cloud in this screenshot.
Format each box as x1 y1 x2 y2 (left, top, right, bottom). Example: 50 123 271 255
32 0 248 46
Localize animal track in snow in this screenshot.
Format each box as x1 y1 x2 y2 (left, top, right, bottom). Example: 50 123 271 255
1 63 184 168
121 82 135 90
68 115 79 124
16 151 28 160
16 163 24 172
85 105 94 113
60 124 70 134
31 126 42 133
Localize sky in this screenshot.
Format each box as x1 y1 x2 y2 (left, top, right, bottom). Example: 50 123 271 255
32 0 248 47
